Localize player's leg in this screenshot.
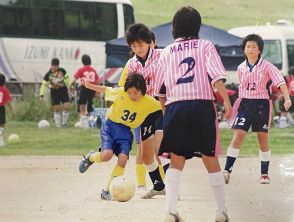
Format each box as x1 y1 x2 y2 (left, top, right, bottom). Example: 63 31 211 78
62 102 70 127
155 129 170 178
164 153 185 222
79 119 114 173
0 107 6 146
101 153 128 200
134 127 147 190
51 89 62 128
140 135 165 199
223 129 246 183
224 99 251 184
202 155 228 222
140 111 165 199
77 86 91 128
257 132 271 184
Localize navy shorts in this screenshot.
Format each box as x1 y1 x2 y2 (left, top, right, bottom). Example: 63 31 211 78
78 86 96 106
50 87 70 105
0 106 5 125
100 119 133 156
140 110 163 142
159 100 221 159
231 98 271 132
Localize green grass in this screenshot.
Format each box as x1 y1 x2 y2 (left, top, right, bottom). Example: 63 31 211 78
0 121 293 156
132 0 294 30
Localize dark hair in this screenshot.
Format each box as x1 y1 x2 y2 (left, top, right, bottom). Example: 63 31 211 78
241 34 264 55
289 66 294 76
82 54 91 65
0 73 5 86
124 73 146 96
172 6 201 39
125 23 153 46
51 58 59 66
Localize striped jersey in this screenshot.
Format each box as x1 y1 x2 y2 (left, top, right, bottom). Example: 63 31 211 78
155 38 226 105
237 58 285 99
125 48 162 97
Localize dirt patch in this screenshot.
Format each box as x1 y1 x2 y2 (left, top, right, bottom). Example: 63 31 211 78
0 156 293 222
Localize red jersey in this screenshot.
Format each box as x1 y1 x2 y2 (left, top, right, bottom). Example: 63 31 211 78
0 86 12 106
286 75 294 96
74 66 100 84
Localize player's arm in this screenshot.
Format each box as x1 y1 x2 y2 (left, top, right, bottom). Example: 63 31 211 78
81 77 106 93
279 84 292 111
118 66 128 87
39 79 49 98
213 79 232 120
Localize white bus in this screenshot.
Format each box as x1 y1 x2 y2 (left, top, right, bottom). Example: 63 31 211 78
0 0 134 93
229 23 294 76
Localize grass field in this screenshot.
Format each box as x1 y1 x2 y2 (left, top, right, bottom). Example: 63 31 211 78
132 0 294 29
0 121 293 156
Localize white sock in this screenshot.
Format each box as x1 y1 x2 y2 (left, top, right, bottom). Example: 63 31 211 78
62 111 70 125
159 156 170 166
165 168 181 214
145 159 158 172
54 112 62 127
209 171 226 212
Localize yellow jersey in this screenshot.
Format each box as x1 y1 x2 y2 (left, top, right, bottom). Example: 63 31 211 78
105 87 161 129
117 66 128 87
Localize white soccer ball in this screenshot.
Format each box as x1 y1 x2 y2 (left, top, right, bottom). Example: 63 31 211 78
38 120 50 128
8 134 20 143
110 176 135 202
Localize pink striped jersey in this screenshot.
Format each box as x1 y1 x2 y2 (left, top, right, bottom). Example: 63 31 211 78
126 48 162 97
155 38 226 105
237 58 286 99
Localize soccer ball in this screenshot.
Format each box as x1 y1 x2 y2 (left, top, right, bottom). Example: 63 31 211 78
8 134 20 143
38 120 50 128
110 176 135 202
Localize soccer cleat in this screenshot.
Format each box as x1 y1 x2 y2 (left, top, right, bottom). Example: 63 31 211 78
260 174 270 184
164 212 184 222
100 189 112 201
79 150 95 173
223 171 231 184
215 209 229 222
141 188 165 199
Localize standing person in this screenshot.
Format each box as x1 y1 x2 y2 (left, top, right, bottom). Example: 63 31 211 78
223 34 292 185
122 24 166 199
0 74 13 146
155 6 232 221
39 58 70 127
118 30 168 193
78 73 162 200
69 54 100 128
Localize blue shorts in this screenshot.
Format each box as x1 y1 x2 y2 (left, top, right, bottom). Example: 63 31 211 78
100 119 133 156
134 126 141 144
231 98 271 132
159 100 221 159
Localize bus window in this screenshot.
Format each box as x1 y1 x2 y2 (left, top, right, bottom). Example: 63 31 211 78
123 4 135 30
1 5 32 36
287 40 294 69
93 3 117 41
262 40 282 69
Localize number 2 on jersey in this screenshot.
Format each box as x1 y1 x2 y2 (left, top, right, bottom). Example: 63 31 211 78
176 57 195 84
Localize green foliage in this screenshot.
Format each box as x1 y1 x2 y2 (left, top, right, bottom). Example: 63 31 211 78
132 0 294 30
8 96 80 122
0 121 293 156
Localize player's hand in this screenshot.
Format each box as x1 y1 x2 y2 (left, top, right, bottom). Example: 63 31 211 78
284 99 292 111
222 100 232 120
80 78 89 88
